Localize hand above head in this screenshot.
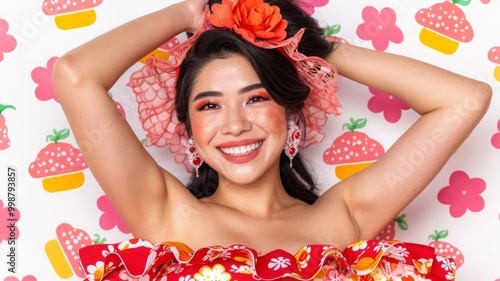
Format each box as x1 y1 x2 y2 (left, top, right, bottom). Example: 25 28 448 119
183 0 210 33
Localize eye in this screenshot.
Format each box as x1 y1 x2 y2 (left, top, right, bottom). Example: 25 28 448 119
247 91 270 104
196 100 219 111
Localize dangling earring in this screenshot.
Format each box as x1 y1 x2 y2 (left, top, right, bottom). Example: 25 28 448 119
187 137 203 177
284 120 301 168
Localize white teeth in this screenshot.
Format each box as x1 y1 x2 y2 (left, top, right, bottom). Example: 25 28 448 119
220 142 262 156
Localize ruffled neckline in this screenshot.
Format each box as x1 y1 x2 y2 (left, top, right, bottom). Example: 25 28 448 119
79 239 456 281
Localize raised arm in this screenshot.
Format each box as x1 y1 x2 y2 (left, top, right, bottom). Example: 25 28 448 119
320 43 492 240
52 0 206 239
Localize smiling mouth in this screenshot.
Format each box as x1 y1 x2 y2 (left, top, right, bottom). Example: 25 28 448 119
219 141 263 156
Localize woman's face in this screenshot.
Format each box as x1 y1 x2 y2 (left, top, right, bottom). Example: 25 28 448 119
188 54 287 184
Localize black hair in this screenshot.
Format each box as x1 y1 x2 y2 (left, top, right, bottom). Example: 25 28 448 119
266 0 335 58
175 0 335 204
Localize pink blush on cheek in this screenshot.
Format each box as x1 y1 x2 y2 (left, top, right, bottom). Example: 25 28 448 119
190 118 210 137
252 107 287 138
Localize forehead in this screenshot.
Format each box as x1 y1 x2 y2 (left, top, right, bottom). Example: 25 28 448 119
191 55 261 98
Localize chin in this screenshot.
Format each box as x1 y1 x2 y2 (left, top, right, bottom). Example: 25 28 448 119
219 166 266 185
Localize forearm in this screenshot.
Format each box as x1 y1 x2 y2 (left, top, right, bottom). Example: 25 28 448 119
56 2 191 90
328 43 491 116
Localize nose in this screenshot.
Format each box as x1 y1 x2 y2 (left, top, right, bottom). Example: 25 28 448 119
220 104 252 135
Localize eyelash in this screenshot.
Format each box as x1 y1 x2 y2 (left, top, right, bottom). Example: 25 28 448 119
195 92 270 111
247 92 270 103
196 100 218 111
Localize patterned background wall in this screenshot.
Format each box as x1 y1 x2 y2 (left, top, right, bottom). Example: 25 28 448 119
0 0 499 280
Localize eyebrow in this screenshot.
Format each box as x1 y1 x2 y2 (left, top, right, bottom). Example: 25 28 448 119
192 83 265 102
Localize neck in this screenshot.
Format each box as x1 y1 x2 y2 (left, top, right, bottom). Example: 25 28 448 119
204 165 301 218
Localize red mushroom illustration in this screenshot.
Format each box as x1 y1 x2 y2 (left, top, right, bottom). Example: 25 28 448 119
323 118 385 180
415 1 473 55
29 129 87 192
488 47 500 82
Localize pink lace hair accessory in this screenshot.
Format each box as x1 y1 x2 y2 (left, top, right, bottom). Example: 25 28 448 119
127 8 342 172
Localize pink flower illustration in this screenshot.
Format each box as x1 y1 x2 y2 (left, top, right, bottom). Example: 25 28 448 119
296 0 329 15
97 195 130 234
491 119 500 149
0 199 20 244
356 6 404 51
4 276 37 281
0 19 17 62
367 87 410 123
31 57 59 102
438 170 486 218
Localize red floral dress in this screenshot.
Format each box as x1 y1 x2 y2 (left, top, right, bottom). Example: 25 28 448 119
79 239 456 281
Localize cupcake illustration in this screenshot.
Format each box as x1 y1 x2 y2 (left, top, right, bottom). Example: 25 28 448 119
45 223 95 278
29 129 87 192
323 118 385 180
42 0 103 30
415 1 473 55
488 47 500 82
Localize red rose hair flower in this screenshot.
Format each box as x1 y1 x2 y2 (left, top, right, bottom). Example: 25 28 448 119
209 0 288 47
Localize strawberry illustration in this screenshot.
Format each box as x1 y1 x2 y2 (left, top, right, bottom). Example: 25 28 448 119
45 223 93 278
109 92 126 118
428 229 464 269
29 129 87 192
323 118 385 179
0 103 15 150
375 214 408 240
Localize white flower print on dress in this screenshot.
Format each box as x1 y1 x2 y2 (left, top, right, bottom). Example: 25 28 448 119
230 264 253 274
445 271 455 280
268 257 291 271
438 257 456 271
227 245 247 250
101 245 116 257
373 241 391 252
349 241 368 251
179 274 195 281
296 246 311 269
380 261 408 280
194 264 232 281
118 268 150 281
322 245 335 252
174 264 185 274
87 261 113 280
414 258 433 274
203 249 231 262
388 246 409 262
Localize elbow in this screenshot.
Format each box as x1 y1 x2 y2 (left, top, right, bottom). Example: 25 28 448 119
472 81 493 116
52 54 88 100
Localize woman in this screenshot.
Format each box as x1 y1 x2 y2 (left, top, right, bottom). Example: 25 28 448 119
53 0 491 279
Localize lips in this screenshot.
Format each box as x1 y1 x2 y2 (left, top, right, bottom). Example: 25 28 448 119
216 139 264 164
219 141 263 156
